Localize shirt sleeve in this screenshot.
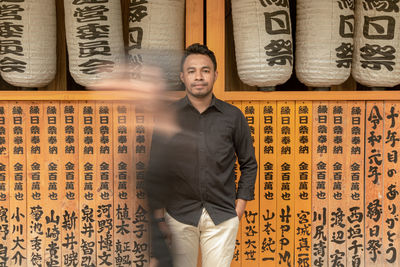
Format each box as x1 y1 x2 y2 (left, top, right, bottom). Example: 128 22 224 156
234 110 258 201
145 130 172 211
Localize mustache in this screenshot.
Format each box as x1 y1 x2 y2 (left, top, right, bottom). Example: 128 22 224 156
191 82 208 87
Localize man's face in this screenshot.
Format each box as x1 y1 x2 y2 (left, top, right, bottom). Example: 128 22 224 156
180 54 218 99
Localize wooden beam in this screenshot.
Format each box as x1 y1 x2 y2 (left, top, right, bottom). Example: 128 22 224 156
186 0 204 46
206 0 225 99
0 90 400 101
41 0 67 91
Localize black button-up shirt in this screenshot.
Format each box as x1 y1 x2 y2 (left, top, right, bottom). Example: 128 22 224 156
146 96 257 226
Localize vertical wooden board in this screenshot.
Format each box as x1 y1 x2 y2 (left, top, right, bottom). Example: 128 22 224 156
41 0 67 91
383 101 400 266
241 101 260 266
206 0 225 98
186 0 204 45
259 101 277 265
328 101 348 266
229 101 242 267
346 101 365 267
26 102 44 267
276 101 295 267
9 101 27 267
113 102 135 267
0 102 10 266
79 101 97 267
311 101 329 267
95 102 114 266
60 101 80 267
365 101 384 266
132 107 153 267
294 101 312 267
43 101 63 267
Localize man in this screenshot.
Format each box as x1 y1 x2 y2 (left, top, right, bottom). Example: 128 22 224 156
146 43 257 267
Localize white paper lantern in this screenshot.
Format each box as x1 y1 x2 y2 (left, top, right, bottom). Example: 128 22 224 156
64 0 125 87
296 0 354 87
352 0 400 87
231 0 293 88
0 0 57 87
128 0 184 89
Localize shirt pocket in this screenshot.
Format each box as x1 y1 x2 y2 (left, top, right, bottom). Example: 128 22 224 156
207 124 235 163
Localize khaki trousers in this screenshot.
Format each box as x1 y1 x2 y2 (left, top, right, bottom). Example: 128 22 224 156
165 208 239 267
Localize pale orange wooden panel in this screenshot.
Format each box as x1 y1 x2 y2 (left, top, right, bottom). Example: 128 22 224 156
241 101 260 266
327 101 348 266
365 101 384 266
259 101 277 265
311 101 329 267
276 101 295 267
60 101 81 266
0 102 10 267
42 101 63 266
9 102 28 267
113 102 136 266
132 108 153 266
294 101 312 267
26 101 45 267
78 101 97 266
346 101 365 267
95 102 115 266
383 101 400 267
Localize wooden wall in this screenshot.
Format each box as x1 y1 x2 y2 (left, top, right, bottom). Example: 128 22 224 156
1 1 400 267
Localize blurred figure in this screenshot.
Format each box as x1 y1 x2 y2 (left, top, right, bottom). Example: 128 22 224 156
146 43 257 267
90 61 178 267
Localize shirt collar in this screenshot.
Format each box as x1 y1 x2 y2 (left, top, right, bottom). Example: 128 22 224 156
176 94 223 113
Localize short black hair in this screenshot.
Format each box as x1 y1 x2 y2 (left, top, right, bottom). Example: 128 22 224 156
181 43 217 71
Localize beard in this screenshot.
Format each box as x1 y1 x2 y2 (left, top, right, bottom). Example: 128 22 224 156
187 82 213 98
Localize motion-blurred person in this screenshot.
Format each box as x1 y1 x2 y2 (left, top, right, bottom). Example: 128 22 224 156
89 63 178 267
146 43 257 267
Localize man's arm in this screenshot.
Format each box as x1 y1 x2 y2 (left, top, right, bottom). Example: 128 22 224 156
234 110 258 202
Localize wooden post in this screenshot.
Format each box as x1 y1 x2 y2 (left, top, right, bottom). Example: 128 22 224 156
41 0 67 91
186 0 204 45
206 0 225 99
